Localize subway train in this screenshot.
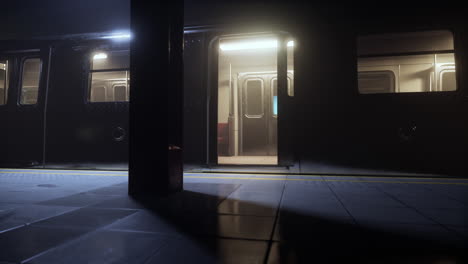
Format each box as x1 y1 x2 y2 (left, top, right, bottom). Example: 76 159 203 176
183 27 466 175
0 23 466 174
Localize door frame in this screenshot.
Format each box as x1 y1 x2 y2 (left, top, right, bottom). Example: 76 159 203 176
206 29 295 166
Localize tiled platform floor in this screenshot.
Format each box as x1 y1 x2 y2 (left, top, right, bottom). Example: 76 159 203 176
0 169 467 263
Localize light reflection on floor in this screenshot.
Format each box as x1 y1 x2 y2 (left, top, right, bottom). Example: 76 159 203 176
0 169 466 263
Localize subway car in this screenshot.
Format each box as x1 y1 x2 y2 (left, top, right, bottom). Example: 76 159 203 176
182 6 468 176
0 33 130 169
1 4 467 176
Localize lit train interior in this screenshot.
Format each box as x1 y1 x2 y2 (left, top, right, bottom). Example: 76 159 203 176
216 30 456 165
217 34 294 165
357 30 456 93
89 50 130 102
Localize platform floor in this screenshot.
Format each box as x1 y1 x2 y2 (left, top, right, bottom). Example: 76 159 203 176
0 169 467 263
218 156 278 165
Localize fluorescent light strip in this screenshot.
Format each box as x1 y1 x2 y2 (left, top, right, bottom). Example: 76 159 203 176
220 40 295 51
102 34 132 39
93 53 108 60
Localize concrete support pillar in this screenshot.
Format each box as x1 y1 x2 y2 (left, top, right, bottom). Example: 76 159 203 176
129 0 184 196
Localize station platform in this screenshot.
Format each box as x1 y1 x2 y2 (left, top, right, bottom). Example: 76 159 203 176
0 169 467 263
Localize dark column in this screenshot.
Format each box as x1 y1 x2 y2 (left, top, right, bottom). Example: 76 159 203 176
129 0 184 196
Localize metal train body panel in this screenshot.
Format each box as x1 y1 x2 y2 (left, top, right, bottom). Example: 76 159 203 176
0 37 129 168
182 24 468 175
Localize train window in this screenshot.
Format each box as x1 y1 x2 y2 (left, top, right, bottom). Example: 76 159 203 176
357 30 457 94
245 79 264 117
0 60 8 105
89 50 129 102
20 58 42 105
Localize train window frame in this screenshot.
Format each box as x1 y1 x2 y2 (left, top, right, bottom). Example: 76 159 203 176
0 59 9 106
356 29 459 95
87 49 130 103
19 57 42 106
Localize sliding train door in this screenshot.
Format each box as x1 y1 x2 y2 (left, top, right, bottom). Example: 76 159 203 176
238 73 275 156
0 46 50 167
238 72 294 157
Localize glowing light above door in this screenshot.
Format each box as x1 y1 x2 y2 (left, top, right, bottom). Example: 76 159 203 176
220 39 295 51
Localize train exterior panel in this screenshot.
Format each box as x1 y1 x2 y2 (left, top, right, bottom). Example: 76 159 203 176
182 5 468 175
1 3 467 176
0 36 129 169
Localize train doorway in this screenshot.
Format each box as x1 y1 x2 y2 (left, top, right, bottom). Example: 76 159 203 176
216 34 293 165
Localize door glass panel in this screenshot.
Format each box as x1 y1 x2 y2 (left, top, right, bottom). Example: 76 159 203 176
20 58 42 105
245 79 263 117
0 60 8 105
91 86 106 102
114 85 127 101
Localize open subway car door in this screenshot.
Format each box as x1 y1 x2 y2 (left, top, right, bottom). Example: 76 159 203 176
214 31 294 166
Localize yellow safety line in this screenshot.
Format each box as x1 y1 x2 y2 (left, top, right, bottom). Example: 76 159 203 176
185 172 468 181
184 176 468 185
0 171 128 177
0 168 127 173
185 173 289 178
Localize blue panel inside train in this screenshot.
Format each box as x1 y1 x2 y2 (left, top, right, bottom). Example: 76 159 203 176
273 96 278 115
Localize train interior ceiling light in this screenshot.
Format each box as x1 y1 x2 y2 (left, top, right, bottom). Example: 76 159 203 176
93 53 108 60
220 39 294 51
